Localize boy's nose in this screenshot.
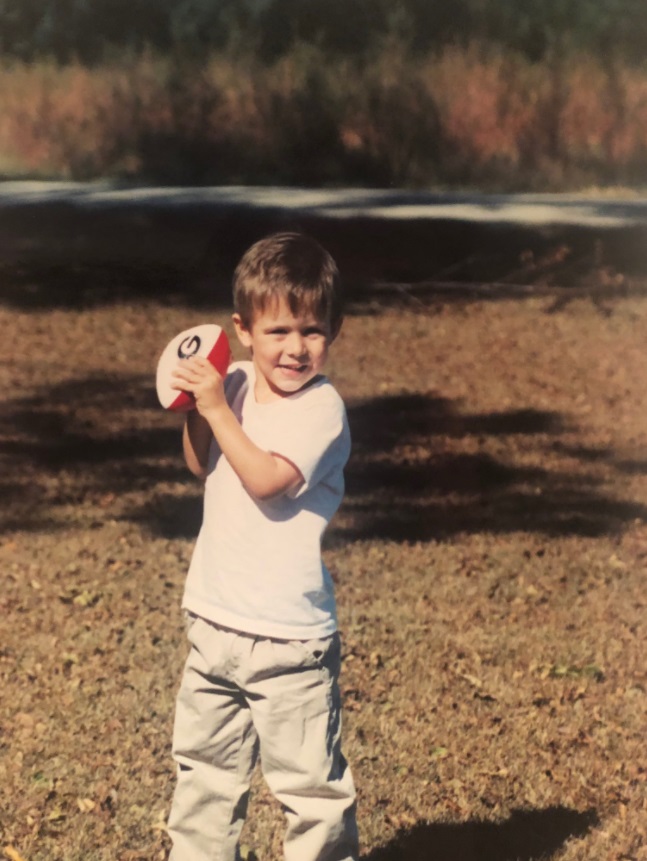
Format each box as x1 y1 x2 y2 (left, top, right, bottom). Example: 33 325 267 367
286 333 307 356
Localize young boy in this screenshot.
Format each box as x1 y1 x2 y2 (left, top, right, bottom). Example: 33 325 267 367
166 233 358 861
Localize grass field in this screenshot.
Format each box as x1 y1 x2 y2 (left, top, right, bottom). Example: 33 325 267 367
0 237 646 860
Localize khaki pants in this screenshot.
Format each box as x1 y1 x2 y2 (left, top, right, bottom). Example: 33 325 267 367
167 615 358 861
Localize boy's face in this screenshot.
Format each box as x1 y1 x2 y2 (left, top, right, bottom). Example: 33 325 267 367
233 298 338 403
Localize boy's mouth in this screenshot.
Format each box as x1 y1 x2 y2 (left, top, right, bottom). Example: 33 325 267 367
278 363 308 377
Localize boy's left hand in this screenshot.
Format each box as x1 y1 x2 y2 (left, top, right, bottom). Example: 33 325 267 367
171 356 226 416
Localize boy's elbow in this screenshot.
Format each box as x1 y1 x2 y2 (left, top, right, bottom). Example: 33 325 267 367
248 481 283 501
185 458 208 480
247 476 297 501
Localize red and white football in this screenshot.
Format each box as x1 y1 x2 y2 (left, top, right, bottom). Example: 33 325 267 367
156 324 231 412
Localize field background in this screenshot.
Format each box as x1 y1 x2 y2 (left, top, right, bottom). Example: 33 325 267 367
0 205 646 860
1 0 647 192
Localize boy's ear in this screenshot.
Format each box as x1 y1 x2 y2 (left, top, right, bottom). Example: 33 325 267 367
232 313 253 349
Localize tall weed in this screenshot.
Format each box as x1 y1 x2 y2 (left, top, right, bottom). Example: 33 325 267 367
1 45 647 188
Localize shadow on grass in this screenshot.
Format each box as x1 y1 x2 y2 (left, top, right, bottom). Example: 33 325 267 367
1 202 645 312
335 394 647 542
0 373 195 536
2 377 645 541
363 806 598 861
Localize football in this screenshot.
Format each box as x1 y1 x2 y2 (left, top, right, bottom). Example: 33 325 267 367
156 324 231 412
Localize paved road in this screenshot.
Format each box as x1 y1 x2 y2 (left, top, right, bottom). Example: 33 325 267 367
1 182 645 289
1 181 647 227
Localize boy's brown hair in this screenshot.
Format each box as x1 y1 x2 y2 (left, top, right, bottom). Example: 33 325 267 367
233 232 343 334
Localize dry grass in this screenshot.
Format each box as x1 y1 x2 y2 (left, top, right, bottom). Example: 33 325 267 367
2 46 647 188
0 242 645 861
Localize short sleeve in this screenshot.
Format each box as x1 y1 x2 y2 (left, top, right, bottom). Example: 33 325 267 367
263 388 350 495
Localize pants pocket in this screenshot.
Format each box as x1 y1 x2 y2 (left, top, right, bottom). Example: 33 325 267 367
295 632 340 671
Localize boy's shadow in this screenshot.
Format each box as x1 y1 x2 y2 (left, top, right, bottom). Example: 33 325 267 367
363 806 598 860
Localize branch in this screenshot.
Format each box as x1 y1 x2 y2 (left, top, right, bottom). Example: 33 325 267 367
367 278 637 301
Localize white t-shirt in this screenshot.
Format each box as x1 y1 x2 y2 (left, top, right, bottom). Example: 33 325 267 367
182 361 351 640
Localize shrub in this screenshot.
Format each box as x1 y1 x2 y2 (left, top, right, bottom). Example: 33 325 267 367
1 44 647 189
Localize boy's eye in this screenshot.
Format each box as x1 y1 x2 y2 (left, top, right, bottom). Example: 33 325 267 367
304 327 325 337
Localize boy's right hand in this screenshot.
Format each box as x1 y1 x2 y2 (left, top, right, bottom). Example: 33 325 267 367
172 356 227 419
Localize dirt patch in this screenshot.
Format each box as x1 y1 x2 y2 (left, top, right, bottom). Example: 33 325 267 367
0 238 646 860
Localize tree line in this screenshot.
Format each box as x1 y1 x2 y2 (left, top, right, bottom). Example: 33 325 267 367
1 0 646 65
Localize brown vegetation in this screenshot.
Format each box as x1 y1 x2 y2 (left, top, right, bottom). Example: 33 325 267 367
2 45 647 189
0 218 646 859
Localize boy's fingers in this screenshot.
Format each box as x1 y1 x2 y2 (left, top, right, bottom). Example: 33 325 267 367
181 356 211 370
171 362 224 394
176 357 220 376
173 361 205 379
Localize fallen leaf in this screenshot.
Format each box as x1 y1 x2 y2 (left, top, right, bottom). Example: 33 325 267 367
4 847 28 861
73 590 102 607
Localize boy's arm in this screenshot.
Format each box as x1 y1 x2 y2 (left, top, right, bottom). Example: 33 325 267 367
204 404 303 499
173 357 303 499
182 410 213 480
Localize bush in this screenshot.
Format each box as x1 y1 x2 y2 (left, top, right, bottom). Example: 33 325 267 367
1 44 647 189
